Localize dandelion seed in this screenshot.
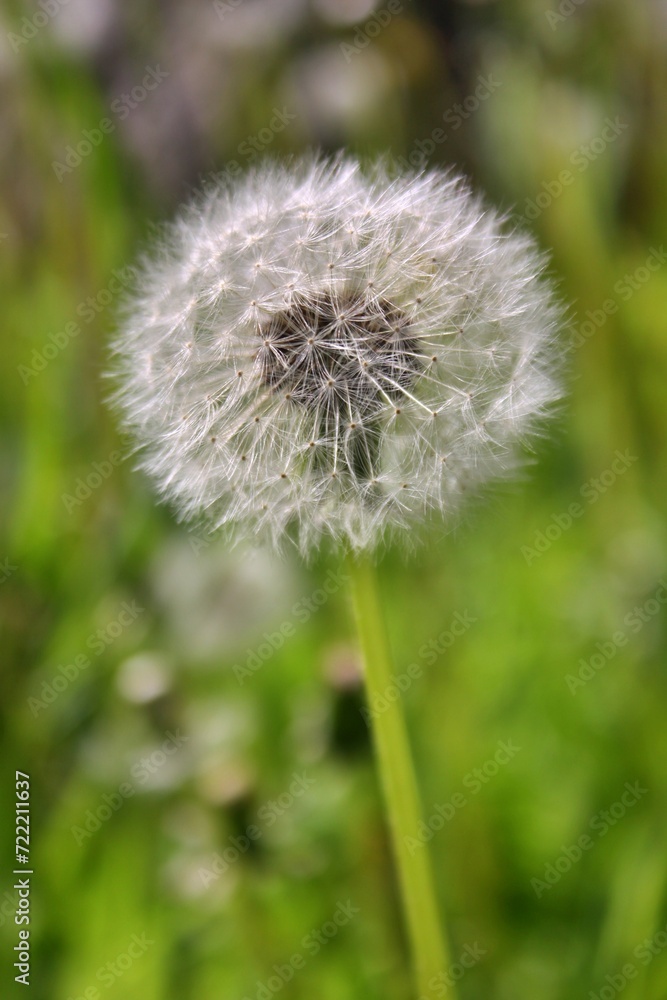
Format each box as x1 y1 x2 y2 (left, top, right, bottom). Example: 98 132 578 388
111 157 563 554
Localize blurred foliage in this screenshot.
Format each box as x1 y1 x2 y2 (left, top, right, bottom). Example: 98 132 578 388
1 0 666 998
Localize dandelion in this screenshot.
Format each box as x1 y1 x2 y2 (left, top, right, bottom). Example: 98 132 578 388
112 156 564 1000
112 157 562 556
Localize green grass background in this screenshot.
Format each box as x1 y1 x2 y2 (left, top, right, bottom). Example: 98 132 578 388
1 0 666 997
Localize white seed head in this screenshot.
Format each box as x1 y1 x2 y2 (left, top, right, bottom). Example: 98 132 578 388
111 157 564 554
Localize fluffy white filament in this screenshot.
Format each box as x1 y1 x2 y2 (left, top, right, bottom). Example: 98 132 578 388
112 157 563 554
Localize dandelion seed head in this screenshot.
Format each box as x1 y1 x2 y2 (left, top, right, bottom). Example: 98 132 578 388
112 157 564 554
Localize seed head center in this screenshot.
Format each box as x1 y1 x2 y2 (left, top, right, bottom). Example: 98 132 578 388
258 290 420 418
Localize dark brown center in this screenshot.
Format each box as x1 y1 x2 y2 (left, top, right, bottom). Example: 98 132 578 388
257 290 421 423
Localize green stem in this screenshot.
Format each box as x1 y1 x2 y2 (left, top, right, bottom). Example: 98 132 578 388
347 552 454 1000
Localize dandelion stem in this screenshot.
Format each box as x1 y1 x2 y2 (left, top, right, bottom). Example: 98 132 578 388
347 552 455 1000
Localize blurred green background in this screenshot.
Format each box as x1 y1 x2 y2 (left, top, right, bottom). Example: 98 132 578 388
1 0 666 997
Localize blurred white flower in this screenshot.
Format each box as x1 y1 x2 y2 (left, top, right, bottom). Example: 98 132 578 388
149 538 297 662
312 0 379 27
286 44 392 139
112 157 563 553
116 652 172 703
